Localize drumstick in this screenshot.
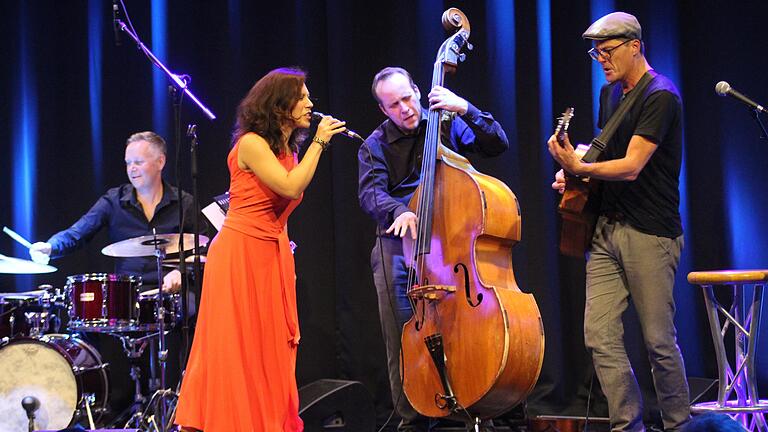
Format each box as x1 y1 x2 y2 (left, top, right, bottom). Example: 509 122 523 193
84 394 96 430
2 226 33 248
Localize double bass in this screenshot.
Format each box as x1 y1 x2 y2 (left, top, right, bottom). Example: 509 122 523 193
401 8 545 422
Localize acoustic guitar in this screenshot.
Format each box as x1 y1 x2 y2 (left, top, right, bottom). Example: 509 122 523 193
555 108 600 257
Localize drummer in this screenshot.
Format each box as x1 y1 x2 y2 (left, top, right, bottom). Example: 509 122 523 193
28 131 202 291
28 131 204 420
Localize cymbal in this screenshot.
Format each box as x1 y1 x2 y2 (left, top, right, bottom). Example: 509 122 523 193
2 289 48 297
162 255 207 268
0 254 57 274
102 233 209 258
0 292 41 301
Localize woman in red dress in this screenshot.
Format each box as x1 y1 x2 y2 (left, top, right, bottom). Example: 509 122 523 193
175 67 347 432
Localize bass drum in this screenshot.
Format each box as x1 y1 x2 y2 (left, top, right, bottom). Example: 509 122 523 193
0 334 108 431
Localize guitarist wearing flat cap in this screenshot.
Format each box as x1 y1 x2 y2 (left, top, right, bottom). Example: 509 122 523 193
547 12 690 432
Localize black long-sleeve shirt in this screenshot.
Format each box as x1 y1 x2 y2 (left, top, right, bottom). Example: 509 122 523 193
47 181 199 287
358 103 509 234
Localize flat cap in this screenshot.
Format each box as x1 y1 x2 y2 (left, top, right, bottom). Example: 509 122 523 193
582 12 642 41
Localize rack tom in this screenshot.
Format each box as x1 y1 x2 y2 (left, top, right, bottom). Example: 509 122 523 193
66 273 140 332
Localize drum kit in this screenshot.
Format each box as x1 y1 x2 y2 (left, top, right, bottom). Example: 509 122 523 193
0 232 207 432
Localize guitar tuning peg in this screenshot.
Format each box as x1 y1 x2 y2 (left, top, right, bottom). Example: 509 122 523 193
459 53 467 62
466 42 474 51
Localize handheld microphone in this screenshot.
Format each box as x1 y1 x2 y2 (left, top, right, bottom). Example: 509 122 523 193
311 112 364 140
112 0 122 46
715 81 766 113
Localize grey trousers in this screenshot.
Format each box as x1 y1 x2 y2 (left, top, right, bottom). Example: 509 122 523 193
585 216 691 432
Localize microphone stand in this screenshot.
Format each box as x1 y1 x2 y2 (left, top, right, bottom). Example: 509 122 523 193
115 11 215 431
184 125 203 370
151 229 168 429
751 109 768 141
115 19 216 120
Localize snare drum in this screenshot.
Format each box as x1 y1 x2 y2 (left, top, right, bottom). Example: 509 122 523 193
137 290 182 331
66 273 141 332
0 334 108 431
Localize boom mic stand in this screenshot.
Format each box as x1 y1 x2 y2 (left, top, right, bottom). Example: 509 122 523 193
114 4 215 429
174 124 205 376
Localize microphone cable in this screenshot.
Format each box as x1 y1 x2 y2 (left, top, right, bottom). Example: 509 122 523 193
360 138 411 432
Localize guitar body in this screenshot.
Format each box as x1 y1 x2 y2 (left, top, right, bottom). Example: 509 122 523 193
558 174 600 257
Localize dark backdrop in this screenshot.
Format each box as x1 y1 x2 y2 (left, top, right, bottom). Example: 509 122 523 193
2 0 767 426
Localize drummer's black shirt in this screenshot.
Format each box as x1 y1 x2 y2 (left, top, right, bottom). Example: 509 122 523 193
47 181 199 288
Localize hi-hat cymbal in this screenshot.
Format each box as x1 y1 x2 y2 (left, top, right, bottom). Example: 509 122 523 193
0 292 41 301
162 255 207 268
101 233 209 258
0 254 57 274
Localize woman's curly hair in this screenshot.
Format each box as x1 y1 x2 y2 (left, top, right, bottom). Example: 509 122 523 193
232 67 307 155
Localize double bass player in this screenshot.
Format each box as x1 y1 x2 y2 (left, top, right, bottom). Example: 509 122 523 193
358 66 509 431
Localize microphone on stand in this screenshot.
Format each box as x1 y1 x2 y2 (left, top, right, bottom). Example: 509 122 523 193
311 112 364 141
112 0 122 46
22 396 40 432
715 81 766 113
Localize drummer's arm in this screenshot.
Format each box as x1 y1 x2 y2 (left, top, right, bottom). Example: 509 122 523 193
44 195 111 258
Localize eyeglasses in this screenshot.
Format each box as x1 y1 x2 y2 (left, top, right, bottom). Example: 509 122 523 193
587 39 632 61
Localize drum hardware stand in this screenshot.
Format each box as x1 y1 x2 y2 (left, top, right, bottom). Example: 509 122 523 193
114 330 157 428
24 310 49 337
7 309 17 335
46 285 67 333
72 363 110 374
140 388 179 432
121 229 178 431
152 229 171 429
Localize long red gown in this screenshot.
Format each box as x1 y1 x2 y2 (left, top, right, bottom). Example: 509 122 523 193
175 140 304 431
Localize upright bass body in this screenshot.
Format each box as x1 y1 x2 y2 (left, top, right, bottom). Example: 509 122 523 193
401 145 545 419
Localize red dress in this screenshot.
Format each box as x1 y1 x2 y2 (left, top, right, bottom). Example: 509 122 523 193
176 141 304 431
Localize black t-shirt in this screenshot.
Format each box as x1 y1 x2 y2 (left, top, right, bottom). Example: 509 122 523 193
597 71 683 238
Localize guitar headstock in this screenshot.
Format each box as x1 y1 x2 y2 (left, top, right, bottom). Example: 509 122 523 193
555 107 574 145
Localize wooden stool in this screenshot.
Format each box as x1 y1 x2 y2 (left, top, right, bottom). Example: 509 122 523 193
688 270 768 431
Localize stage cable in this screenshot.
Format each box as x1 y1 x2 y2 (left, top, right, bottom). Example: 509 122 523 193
118 0 139 36
584 368 595 431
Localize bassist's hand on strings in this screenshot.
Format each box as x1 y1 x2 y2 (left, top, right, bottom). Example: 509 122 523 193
386 211 418 239
428 86 469 115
